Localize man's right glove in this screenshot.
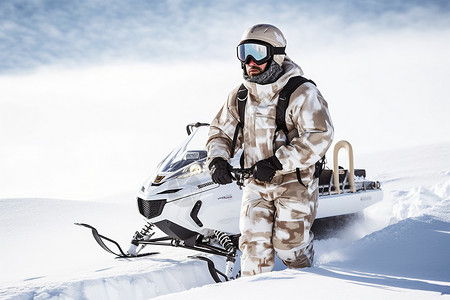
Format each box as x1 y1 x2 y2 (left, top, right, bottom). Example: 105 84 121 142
253 156 283 183
209 157 233 185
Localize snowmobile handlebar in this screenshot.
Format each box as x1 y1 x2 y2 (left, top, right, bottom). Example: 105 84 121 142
230 167 253 176
229 167 253 187
186 122 210 135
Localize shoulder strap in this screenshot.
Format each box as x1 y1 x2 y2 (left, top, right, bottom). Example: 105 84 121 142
237 84 247 128
230 84 248 158
276 76 316 136
231 77 316 157
277 77 325 180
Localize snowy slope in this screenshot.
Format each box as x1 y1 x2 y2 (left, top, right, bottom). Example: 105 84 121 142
1 142 449 299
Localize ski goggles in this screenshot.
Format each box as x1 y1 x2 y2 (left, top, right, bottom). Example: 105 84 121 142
237 41 285 65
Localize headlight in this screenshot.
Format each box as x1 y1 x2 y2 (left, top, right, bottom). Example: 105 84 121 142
177 162 206 179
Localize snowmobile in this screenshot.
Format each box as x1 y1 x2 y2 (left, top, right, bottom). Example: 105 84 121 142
77 122 382 283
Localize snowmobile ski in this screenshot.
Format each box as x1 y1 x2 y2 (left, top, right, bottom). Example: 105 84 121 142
188 255 228 283
75 223 158 258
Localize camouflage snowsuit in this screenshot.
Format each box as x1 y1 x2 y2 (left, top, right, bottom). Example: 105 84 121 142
206 57 334 276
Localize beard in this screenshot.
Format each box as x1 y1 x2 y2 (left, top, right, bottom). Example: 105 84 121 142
246 65 264 76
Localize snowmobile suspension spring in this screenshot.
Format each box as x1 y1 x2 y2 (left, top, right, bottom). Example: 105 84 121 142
140 222 154 236
214 230 235 254
132 222 155 245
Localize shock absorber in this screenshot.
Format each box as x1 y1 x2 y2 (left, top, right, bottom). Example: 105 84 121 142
128 222 155 256
214 230 237 279
139 222 154 237
214 230 235 253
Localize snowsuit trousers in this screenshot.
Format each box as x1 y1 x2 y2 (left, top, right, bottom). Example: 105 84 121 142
239 173 318 277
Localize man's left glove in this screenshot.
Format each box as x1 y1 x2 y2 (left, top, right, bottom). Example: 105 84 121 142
253 156 283 183
209 157 233 185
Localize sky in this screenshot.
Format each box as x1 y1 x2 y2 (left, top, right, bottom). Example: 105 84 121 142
1 0 449 201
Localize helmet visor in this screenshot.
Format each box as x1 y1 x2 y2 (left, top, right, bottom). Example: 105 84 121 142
237 42 270 65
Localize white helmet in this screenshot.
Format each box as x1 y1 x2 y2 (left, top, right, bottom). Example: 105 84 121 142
239 24 287 66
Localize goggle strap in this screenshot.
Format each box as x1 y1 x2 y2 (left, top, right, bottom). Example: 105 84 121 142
273 46 286 55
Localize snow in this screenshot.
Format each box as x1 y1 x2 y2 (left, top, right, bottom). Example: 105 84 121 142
1 142 450 299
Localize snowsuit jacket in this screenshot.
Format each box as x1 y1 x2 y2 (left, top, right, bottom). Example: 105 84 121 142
206 57 334 189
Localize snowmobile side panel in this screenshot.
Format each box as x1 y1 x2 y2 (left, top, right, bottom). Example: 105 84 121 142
316 189 383 219
190 200 203 227
154 220 198 247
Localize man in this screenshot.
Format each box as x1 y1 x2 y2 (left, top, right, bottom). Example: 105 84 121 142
206 24 334 276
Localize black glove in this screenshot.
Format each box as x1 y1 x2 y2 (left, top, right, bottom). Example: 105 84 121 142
253 156 283 182
209 157 233 185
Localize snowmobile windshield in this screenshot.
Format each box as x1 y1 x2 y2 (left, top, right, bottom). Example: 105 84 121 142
158 126 209 173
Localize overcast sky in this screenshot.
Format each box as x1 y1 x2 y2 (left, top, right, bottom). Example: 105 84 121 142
1 0 449 200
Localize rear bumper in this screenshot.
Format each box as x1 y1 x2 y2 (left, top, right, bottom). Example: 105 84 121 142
316 189 383 219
